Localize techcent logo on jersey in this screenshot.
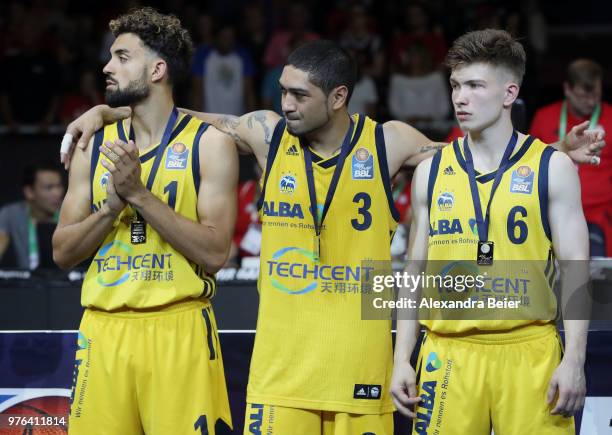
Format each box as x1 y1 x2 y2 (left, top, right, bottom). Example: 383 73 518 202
267 246 376 295
92 241 173 287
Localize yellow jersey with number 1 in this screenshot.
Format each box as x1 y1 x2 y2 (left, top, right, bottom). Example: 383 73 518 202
248 114 398 414
82 114 216 310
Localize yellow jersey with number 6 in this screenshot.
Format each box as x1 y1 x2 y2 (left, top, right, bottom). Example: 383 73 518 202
423 135 558 333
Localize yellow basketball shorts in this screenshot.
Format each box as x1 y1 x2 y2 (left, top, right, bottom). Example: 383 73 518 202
68 299 231 435
410 324 573 435
243 402 393 435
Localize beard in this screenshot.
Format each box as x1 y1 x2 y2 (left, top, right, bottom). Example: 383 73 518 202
105 73 150 107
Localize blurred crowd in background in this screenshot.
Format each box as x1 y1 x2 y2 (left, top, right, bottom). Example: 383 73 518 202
0 0 610 268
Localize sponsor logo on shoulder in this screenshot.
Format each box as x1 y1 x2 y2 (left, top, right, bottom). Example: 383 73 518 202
510 165 534 194
353 384 382 400
352 147 374 180
166 142 188 169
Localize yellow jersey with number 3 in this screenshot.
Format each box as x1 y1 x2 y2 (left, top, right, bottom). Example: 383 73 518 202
423 134 558 333
82 115 216 310
248 114 398 414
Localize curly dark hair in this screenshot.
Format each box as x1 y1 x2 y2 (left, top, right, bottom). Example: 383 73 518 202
109 7 193 85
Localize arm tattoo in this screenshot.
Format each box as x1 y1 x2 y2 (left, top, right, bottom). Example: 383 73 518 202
419 142 448 153
216 115 249 149
246 111 272 145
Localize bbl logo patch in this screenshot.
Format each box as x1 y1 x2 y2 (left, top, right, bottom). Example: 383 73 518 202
166 142 189 169
352 147 374 180
437 192 454 211
279 174 297 194
510 165 534 194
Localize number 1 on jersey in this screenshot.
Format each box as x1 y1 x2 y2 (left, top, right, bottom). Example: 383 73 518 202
164 181 178 210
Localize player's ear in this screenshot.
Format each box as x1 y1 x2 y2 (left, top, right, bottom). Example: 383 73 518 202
151 59 168 84
503 82 519 108
330 85 349 110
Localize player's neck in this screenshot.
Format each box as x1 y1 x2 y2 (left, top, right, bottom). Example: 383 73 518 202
306 112 351 158
130 92 175 149
467 116 517 172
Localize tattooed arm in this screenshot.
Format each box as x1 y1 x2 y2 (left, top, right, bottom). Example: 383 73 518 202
179 109 282 169
383 120 447 177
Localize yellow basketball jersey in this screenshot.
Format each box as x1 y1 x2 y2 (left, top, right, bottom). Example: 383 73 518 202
82 114 216 310
423 134 558 333
247 114 397 414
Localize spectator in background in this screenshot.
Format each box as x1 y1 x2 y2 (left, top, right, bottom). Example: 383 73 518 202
340 3 383 117
240 4 268 96
339 3 384 79
530 59 612 256
0 162 64 269
348 64 378 117
194 13 214 49
262 2 319 69
388 43 450 126
191 23 256 115
0 20 60 132
390 2 447 71
390 167 413 260
1 2 28 56
60 70 102 125
262 34 308 115
228 162 263 267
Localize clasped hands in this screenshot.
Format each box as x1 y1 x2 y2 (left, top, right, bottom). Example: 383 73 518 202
100 139 146 216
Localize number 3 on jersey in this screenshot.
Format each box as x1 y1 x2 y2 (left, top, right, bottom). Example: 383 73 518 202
352 192 372 231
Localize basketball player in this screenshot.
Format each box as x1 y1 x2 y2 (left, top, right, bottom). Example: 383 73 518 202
52 8 236 434
392 30 588 434
58 39 602 434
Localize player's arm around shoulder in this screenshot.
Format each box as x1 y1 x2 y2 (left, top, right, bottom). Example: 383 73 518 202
53 136 123 270
60 105 131 169
184 109 281 170
382 120 446 177
195 126 239 271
